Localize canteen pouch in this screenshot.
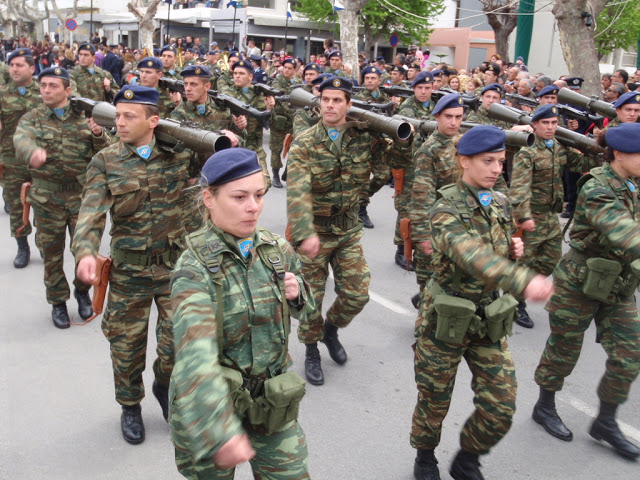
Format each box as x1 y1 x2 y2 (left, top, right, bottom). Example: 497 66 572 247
272 114 289 131
618 259 640 298
433 294 476 345
220 366 254 417
484 294 519 343
260 371 306 433
582 257 622 302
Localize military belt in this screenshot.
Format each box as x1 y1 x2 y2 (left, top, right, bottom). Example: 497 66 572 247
429 279 498 306
313 212 358 230
566 248 588 265
530 199 563 214
32 177 82 193
111 247 179 266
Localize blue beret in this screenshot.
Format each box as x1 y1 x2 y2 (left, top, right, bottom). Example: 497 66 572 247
481 83 504 96
228 51 241 59
7 48 33 63
282 58 297 67
532 104 559 122
411 71 434 87
537 85 559 97
613 91 640 109
37 67 70 82
78 43 95 55
311 73 334 86
430 69 443 77
318 76 352 94
328 50 343 59
231 60 254 73
185 48 196 54
565 77 584 89
303 63 322 74
138 57 162 70
432 93 465 115
113 85 159 106
207 50 219 55
181 65 211 78
161 45 177 55
605 124 640 153
375 56 385 63
362 66 382 76
153 48 161 56
458 125 506 156
200 148 263 186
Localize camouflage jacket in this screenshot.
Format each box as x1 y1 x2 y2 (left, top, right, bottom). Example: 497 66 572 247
14 102 111 188
0 80 41 161
324 67 349 77
216 71 234 95
270 74 300 129
428 180 536 304
510 134 599 222
157 87 176 119
292 107 321 138
0 62 9 86
224 84 268 147
354 87 390 103
169 222 314 461
162 66 182 80
72 136 190 270
287 120 411 243
465 105 510 129
70 65 119 102
396 95 433 151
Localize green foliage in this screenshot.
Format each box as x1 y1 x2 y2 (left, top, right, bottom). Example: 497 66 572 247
295 0 445 46
594 1 640 59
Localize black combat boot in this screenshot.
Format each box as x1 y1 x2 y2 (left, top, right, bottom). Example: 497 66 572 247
304 343 324 385
532 386 573 441
3 201 9 214
590 401 640 459
272 168 283 188
515 301 534 328
152 379 169 421
412 292 421 310
413 448 441 480
322 321 347 365
449 449 484 480
358 205 374 228
395 244 414 271
74 289 93 320
121 404 145 444
281 167 288 182
14 236 30 269
52 303 70 329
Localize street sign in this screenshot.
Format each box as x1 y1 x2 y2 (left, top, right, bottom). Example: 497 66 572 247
65 18 78 31
390 33 399 47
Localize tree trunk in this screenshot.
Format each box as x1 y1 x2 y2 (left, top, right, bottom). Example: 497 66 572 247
337 2 362 79
485 10 518 64
553 0 608 97
128 0 162 53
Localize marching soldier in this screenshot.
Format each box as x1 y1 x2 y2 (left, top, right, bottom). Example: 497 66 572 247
292 70 327 138
70 43 119 102
160 45 182 80
324 50 349 77
465 83 510 128
136 56 178 118
216 51 241 95
14 67 111 328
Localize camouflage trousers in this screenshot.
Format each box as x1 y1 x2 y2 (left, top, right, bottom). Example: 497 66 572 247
298 230 370 344
247 137 271 190
518 211 562 277
102 264 174 405
411 324 516 455
359 162 391 208
2 162 33 238
268 128 291 171
174 420 309 480
30 188 91 304
535 257 640 405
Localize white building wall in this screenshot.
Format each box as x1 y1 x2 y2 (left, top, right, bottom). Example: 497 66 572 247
431 0 458 29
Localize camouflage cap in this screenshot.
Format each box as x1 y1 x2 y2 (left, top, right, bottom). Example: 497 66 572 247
458 125 506 156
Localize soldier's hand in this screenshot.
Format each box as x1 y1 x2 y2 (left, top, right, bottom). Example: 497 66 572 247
520 219 536 232
418 240 432 255
170 91 182 106
299 235 320 259
87 117 103 136
283 272 300 300
29 148 47 169
213 434 255 470
221 129 239 147
77 255 98 284
567 118 579 131
233 114 247 130
265 96 276 110
510 237 524 259
103 78 111 92
523 275 554 302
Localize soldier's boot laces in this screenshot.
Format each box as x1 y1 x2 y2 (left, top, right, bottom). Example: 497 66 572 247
121 404 145 445
515 301 534 328
304 343 324 386
358 205 374 229
395 244 414 271
532 387 573 441
322 321 347 365
14 236 30 269
449 449 484 480
51 303 70 330
152 380 169 422
590 401 640 459
272 168 283 188
413 448 441 480
74 289 93 321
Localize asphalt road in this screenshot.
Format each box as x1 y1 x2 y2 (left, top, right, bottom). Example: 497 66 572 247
1 161 639 479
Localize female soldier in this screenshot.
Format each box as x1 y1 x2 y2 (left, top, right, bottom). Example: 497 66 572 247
169 148 314 479
532 123 640 459
410 125 554 480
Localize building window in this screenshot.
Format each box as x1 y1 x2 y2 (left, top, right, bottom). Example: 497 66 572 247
248 0 275 8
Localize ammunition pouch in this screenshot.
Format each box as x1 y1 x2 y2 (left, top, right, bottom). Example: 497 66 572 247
617 259 640 298
483 294 518 343
582 257 622 302
432 292 477 345
32 177 83 193
271 114 290 131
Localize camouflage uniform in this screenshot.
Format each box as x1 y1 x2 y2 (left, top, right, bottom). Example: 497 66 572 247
216 71 234 95
412 179 536 455
0 62 9 85
292 85 320 138
14 102 111 305
157 87 176 118
72 137 190 405
510 135 598 276
287 121 410 343
535 163 640 405
163 67 183 80
269 75 299 171
0 80 41 239
69 65 119 102
170 222 314 479
465 105 510 129
323 67 349 78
